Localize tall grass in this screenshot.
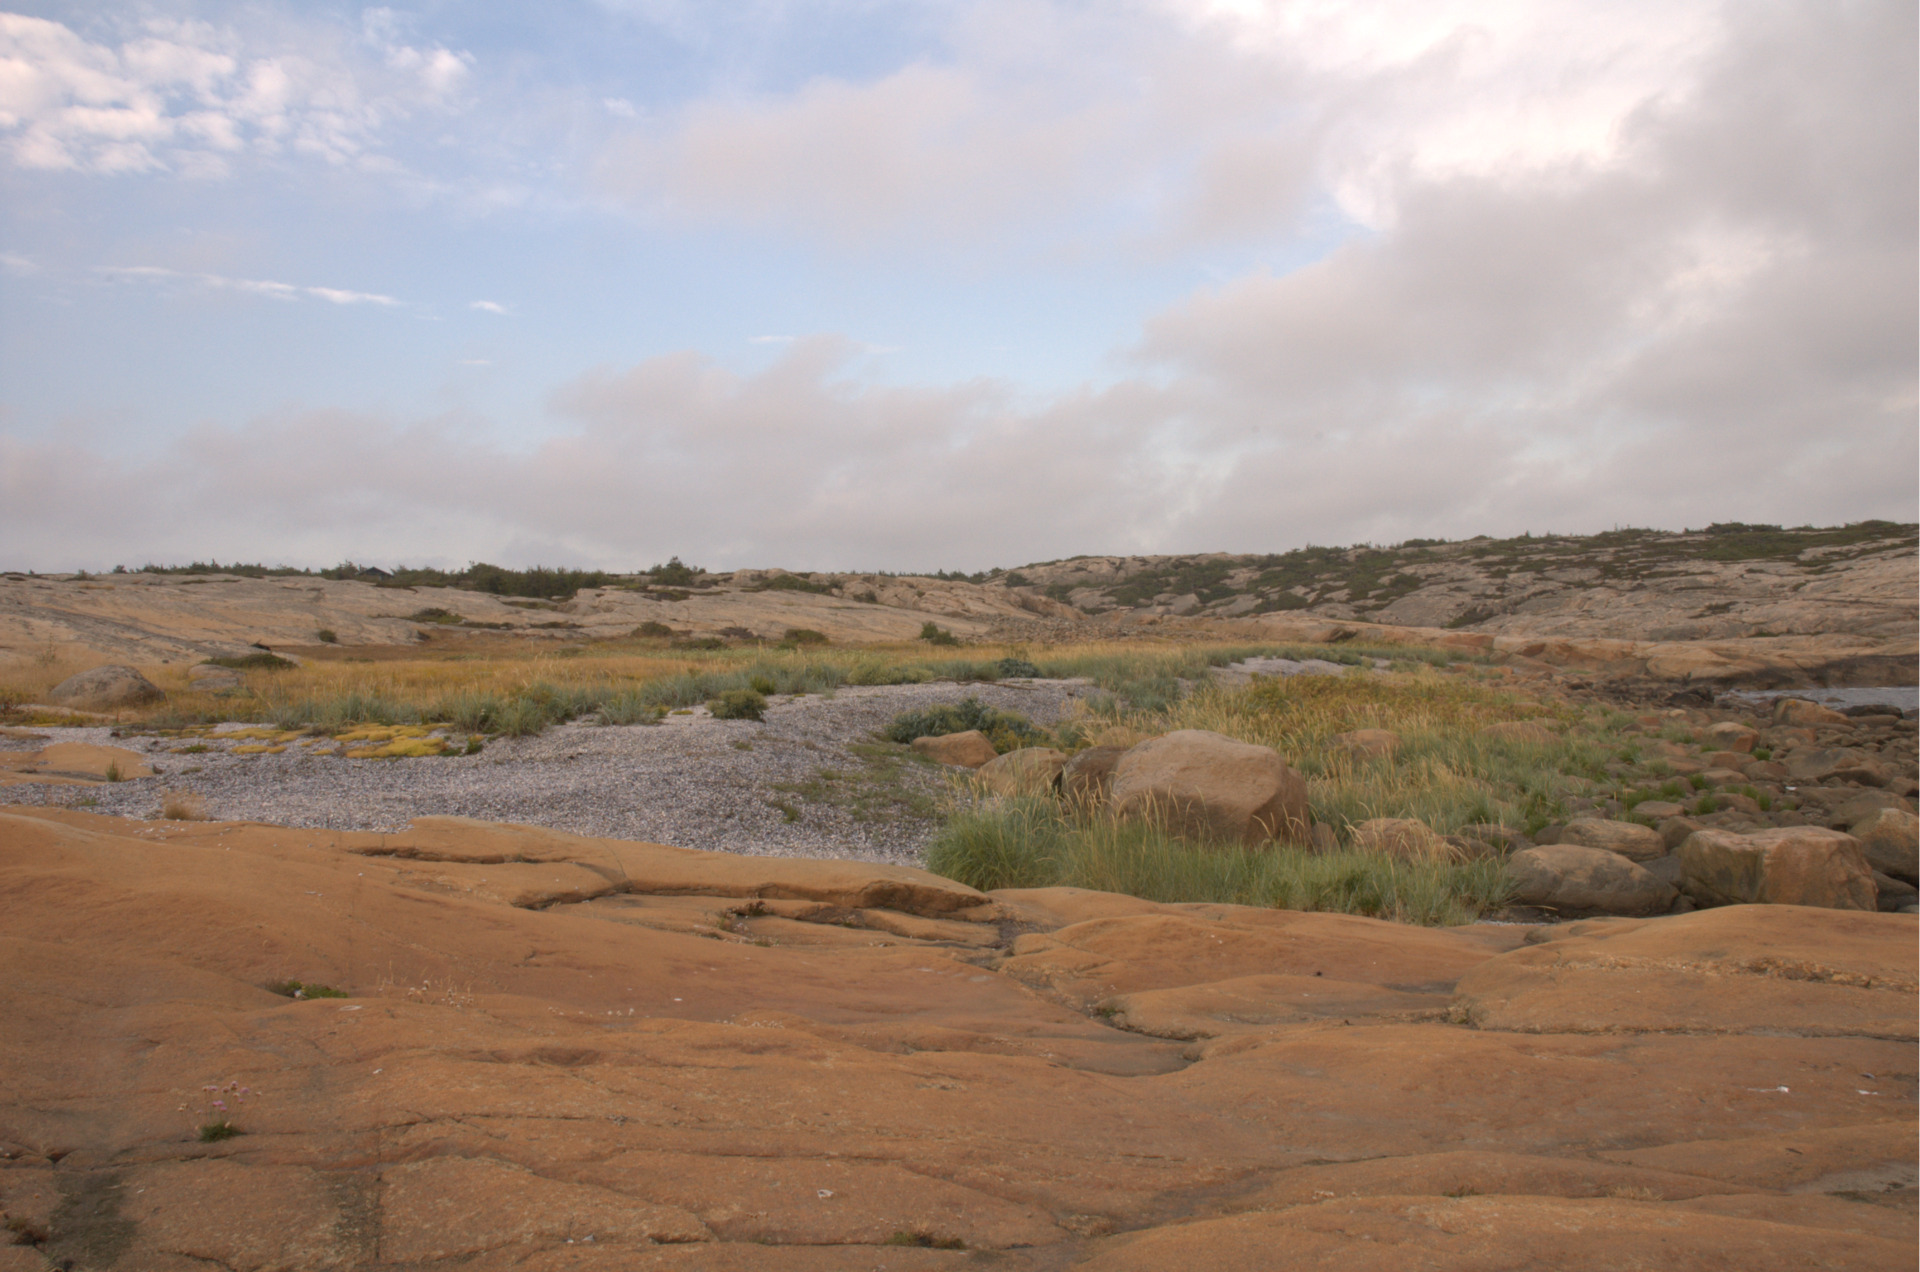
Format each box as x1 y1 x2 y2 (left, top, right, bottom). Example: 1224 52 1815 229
927 797 1512 926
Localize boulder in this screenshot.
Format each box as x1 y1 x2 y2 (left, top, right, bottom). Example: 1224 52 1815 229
911 730 998 768
1849 808 1918 882
48 664 164 711
1351 818 1458 862
1061 746 1126 806
1701 767 1751 788
1783 747 1889 787
1773 698 1848 727
1701 750 1753 770
1677 828 1877 910
1479 721 1557 745
1110 730 1310 847
1557 818 1666 863
1634 801 1686 821
1331 728 1401 759
1506 845 1677 916
1870 870 1918 912
1702 722 1758 753
974 747 1067 797
1742 760 1789 782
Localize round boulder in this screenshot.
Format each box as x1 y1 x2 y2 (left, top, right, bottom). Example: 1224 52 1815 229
1111 729 1310 847
1507 845 1677 916
48 665 164 712
1558 818 1666 863
1773 698 1849 727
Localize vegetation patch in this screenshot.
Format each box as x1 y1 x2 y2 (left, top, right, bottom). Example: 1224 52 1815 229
883 698 1049 752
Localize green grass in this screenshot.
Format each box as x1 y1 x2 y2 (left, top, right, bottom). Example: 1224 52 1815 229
926 797 1513 926
198 1121 243 1142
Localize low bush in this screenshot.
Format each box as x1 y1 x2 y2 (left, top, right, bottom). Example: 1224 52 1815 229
994 657 1041 679
633 621 675 638
316 629 339 644
265 979 348 999
919 621 960 646
209 651 297 670
708 688 768 721
783 628 829 646
882 698 1048 752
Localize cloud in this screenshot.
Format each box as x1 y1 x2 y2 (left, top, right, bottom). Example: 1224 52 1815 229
2 1 1911 571
98 264 402 307
469 300 509 314
0 10 475 176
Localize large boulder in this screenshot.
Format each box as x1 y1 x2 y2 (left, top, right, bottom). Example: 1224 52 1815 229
1677 828 1877 910
911 730 997 768
1352 818 1457 862
187 663 244 694
1557 818 1666 863
1507 845 1677 916
48 664 164 711
1849 808 1918 883
1061 746 1126 806
1110 730 1310 847
1772 698 1848 727
974 747 1067 797
1783 746 1889 786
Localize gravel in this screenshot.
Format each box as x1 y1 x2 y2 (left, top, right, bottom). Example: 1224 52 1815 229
3 680 1096 866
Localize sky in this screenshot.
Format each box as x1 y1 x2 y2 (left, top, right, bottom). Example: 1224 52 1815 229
0 0 1914 573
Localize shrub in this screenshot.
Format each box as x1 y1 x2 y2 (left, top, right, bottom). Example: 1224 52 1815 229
883 698 1047 750
708 688 768 721
316 629 339 644
753 574 834 595
783 628 829 646
672 637 726 650
748 674 777 695
160 791 208 821
995 657 1041 679
210 651 296 670
918 621 960 646
410 608 462 624
647 556 702 587
632 621 675 638
266 979 348 999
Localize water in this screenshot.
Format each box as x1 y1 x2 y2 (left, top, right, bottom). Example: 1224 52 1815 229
1722 686 1919 714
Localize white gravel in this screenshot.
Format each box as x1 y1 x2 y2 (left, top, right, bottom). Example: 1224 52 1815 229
3 680 1097 865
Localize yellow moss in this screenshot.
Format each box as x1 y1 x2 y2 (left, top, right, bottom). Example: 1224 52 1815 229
335 724 433 743
231 744 284 755
222 727 300 741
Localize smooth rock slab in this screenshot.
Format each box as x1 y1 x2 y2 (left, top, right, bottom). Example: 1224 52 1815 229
1679 826 1878 910
1851 808 1919 882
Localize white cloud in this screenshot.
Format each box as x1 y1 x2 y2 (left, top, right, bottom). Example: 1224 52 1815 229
469 299 509 314
98 264 402 307
0 10 474 176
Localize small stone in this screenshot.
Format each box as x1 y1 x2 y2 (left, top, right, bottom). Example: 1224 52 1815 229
1702 722 1759 753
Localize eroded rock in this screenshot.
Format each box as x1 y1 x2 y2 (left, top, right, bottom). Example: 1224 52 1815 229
1109 729 1310 846
47 663 164 711
1679 826 1878 910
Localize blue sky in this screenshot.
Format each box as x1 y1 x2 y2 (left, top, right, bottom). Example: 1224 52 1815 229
2 1 1914 571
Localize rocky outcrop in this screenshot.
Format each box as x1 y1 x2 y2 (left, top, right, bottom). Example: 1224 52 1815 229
1557 817 1666 862
1109 730 1311 846
0 807 1912 1269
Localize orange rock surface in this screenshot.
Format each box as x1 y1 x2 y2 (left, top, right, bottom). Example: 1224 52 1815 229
1 806 1913 1269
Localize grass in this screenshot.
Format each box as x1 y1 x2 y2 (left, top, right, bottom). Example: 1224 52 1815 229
198 1121 243 1142
926 797 1513 926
